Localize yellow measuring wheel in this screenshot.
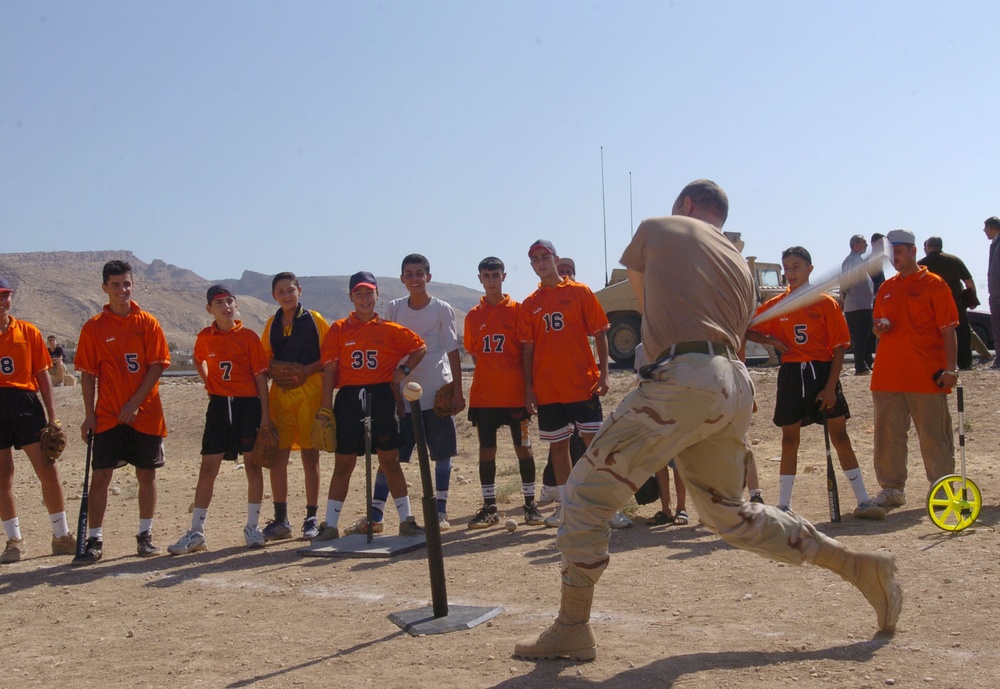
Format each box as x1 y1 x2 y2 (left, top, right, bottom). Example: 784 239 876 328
926 384 982 532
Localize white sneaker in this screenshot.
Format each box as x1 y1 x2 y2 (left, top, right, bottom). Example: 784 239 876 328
544 505 562 528
437 513 451 532
609 511 633 529
538 485 560 505
853 500 887 520
243 524 265 548
167 530 207 555
873 488 906 508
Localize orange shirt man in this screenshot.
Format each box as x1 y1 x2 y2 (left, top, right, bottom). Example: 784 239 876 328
73 260 170 564
869 229 958 510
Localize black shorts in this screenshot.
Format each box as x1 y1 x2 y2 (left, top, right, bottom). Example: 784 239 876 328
92 424 166 471
334 383 401 455
399 409 457 463
201 395 261 460
468 407 532 450
0 388 46 451
537 395 604 443
773 360 850 428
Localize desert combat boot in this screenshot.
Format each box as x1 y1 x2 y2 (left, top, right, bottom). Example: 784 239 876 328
813 532 902 632
514 584 597 661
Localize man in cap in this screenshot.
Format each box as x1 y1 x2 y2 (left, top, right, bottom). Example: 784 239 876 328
870 229 958 510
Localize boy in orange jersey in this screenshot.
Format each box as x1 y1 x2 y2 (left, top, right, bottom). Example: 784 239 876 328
519 240 610 528
0 277 75 563
74 260 171 564
260 272 330 541
464 257 543 529
312 272 427 540
746 247 884 520
167 285 273 554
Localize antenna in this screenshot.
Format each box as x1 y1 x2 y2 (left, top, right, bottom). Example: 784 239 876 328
601 146 609 287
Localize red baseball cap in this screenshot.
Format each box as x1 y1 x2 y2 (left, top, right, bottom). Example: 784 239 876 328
528 239 557 257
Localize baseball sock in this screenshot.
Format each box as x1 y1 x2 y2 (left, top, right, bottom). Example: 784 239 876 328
2 517 21 541
88 526 104 540
844 467 871 503
324 500 343 529
778 475 795 508
246 503 262 528
274 502 288 524
480 460 497 506
435 458 451 514
138 518 153 536
306 504 318 520
394 496 411 521
191 508 208 533
49 512 70 538
371 471 389 522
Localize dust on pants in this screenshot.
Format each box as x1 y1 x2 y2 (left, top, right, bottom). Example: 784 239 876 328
558 353 831 588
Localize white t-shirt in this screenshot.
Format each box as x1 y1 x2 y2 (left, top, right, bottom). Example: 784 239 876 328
386 296 460 411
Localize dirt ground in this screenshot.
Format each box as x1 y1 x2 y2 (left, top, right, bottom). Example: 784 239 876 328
2 365 999 689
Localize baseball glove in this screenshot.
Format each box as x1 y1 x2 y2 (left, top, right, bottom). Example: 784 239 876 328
269 360 306 390
40 420 67 463
251 424 280 468
311 407 337 453
433 382 454 417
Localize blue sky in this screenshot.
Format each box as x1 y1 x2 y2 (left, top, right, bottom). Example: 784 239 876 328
3 2 999 302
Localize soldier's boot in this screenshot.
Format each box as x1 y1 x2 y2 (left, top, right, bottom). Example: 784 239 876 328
813 532 902 633
513 584 597 661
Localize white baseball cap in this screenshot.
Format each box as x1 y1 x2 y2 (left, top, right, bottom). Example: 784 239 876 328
886 229 916 245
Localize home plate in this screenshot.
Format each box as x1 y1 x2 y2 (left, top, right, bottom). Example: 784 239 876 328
297 533 426 559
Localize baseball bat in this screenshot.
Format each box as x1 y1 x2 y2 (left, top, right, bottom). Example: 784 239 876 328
72 431 94 562
821 412 841 523
748 252 883 328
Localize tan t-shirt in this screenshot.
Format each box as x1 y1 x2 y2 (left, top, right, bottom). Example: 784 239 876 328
620 215 754 359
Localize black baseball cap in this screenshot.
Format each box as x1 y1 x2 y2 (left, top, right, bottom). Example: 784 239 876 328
349 271 378 292
0 277 12 294
528 239 557 257
206 284 234 304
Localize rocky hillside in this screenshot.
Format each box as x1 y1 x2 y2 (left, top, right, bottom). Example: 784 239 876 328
0 251 482 352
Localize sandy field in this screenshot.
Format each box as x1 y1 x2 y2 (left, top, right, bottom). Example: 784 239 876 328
2 366 999 689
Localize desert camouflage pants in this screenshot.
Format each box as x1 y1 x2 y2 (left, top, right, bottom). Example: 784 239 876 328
558 353 831 588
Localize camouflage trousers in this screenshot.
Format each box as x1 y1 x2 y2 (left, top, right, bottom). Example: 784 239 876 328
558 353 831 588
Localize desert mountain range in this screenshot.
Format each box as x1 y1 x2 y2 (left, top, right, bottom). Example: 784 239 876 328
0 251 483 352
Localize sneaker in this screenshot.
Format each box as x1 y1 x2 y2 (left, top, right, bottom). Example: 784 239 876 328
136 530 161 557
301 516 320 540
609 511 633 529
778 505 796 515
544 505 562 528
71 537 103 565
524 502 545 526
437 513 451 532
1 538 25 563
343 516 384 536
167 530 207 555
537 484 559 505
313 523 340 541
243 524 265 548
749 493 765 505
262 519 293 541
399 516 424 537
468 504 500 529
51 533 76 556
873 488 907 508
854 501 887 520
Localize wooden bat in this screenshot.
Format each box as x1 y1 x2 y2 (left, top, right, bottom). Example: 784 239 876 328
748 252 884 328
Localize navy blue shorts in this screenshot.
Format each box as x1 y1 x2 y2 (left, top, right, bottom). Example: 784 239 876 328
92 424 165 471
201 395 261 460
399 409 457 463
468 407 532 450
537 395 604 443
334 383 402 455
773 360 850 428
0 388 46 451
